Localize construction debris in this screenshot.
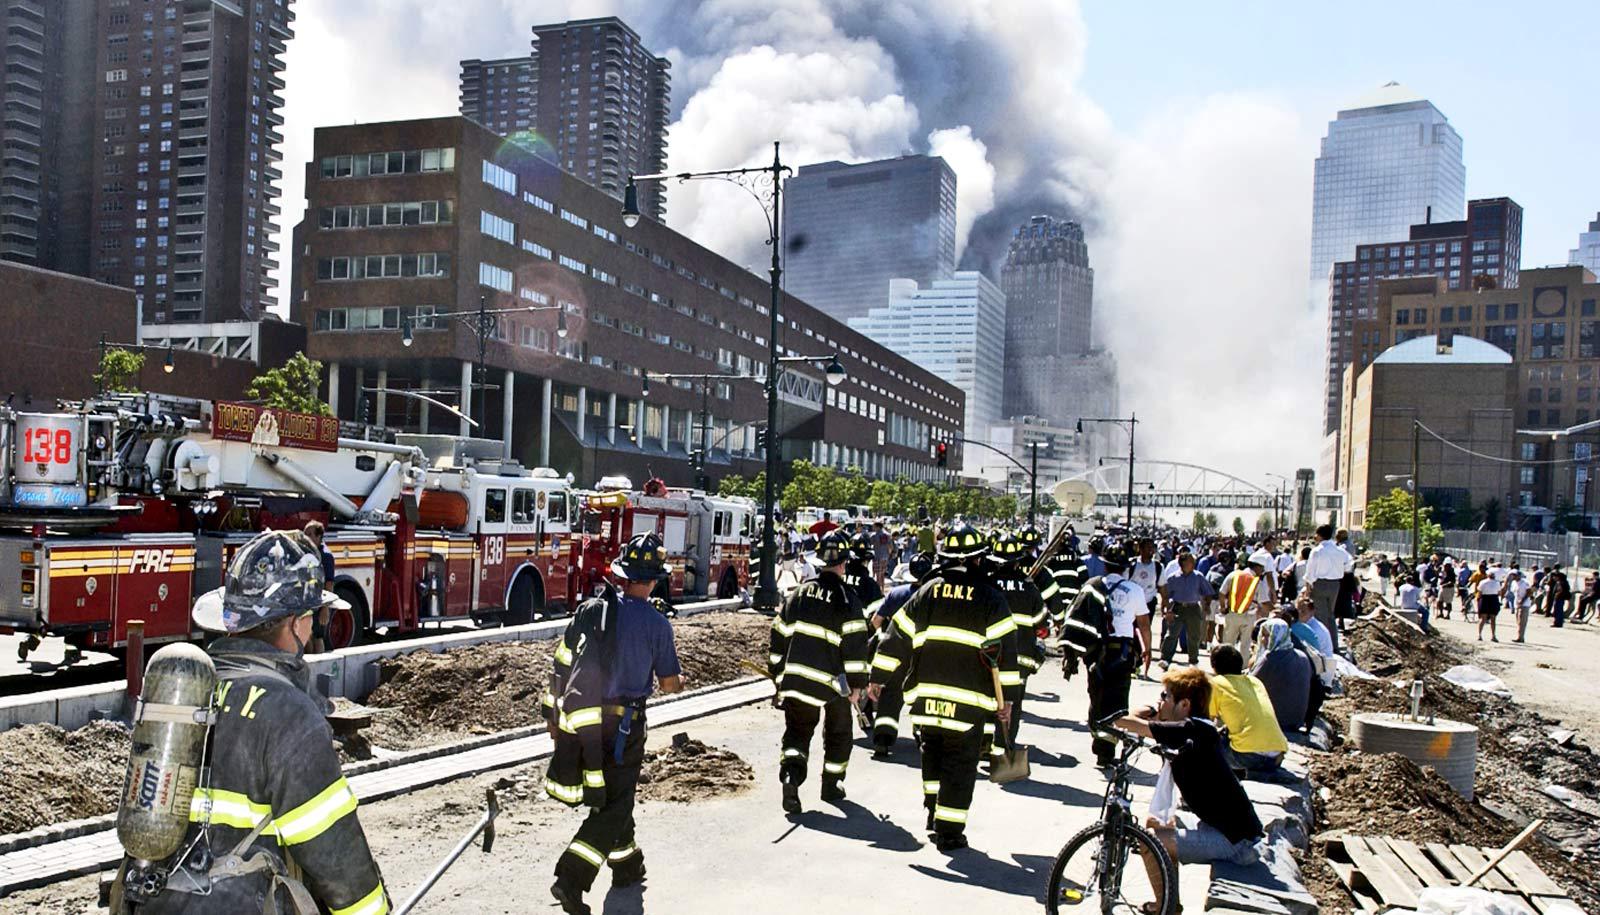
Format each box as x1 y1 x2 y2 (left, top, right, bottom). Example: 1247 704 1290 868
638 733 755 803
0 721 129 835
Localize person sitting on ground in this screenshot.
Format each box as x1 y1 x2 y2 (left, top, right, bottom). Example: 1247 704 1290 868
1249 618 1313 735
1208 645 1288 776
1114 667 1265 888
1576 572 1600 624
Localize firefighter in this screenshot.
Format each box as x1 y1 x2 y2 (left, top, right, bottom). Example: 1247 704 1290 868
989 531 1046 754
132 530 388 915
845 530 885 608
768 529 869 813
1060 543 1153 768
862 551 935 758
544 533 684 915
868 522 1019 852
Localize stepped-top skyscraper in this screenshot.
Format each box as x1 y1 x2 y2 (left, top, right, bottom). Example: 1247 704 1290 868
459 17 670 221
1000 215 1095 422
1309 83 1465 299
783 155 957 323
1570 213 1600 276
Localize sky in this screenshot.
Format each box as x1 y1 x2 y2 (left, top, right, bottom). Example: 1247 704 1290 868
272 0 1600 487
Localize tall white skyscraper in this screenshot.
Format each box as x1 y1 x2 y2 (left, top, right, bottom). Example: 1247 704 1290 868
1309 83 1466 299
1570 213 1600 276
849 271 1005 475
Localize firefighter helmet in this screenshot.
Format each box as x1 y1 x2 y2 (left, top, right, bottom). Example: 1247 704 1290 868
891 551 936 584
937 522 989 560
807 530 851 567
990 530 1028 562
1099 543 1131 573
1019 525 1042 548
611 533 672 581
192 530 348 633
848 531 875 561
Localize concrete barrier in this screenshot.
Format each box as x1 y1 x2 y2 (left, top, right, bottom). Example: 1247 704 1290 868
0 598 745 734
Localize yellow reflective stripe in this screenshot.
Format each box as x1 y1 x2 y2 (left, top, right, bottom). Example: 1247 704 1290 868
892 608 917 637
914 625 985 648
566 840 605 868
913 683 998 711
998 671 1023 686
842 660 869 673
275 777 358 846
922 780 941 794
778 690 829 707
876 717 900 731
1039 582 1060 599
865 599 886 616
1019 656 1040 671
781 662 840 686
191 788 276 834
541 690 556 709
792 620 842 645
768 652 784 667
772 617 795 636
554 642 574 665
934 805 968 823
841 619 868 635
909 714 977 732
871 654 901 672
583 769 606 788
822 761 848 775
545 779 583 803
782 748 807 759
609 843 640 862
329 883 388 915
985 618 1015 640
564 707 603 730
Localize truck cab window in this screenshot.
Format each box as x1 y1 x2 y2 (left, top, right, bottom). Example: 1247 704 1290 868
512 489 535 523
484 488 507 524
547 491 568 524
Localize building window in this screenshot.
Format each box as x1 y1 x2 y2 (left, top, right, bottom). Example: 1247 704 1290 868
319 147 456 179
481 160 517 196
479 210 515 244
316 252 451 281
478 262 513 292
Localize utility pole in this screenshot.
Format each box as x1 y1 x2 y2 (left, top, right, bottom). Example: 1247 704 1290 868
1126 412 1137 530
1412 419 1420 571
1028 441 1039 528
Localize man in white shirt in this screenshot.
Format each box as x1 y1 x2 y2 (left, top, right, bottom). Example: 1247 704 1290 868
1510 570 1534 643
1476 562 1505 642
1304 524 1348 652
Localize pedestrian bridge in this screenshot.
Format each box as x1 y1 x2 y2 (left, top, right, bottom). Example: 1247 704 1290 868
1061 460 1277 511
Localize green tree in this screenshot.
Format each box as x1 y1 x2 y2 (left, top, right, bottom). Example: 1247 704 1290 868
1191 510 1214 532
1363 487 1444 554
95 348 145 394
1255 512 1273 532
246 352 332 416
866 480 898 518
1551 498 1590 534
1231 516 1246 536
1205 512 1220 531
1478 497 1502 532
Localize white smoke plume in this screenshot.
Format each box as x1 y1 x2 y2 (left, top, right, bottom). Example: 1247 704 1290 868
276 0 1325 480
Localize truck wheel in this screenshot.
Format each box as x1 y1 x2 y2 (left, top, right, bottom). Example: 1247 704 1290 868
504 574 540 626
717 569 739 599
324 584 369 651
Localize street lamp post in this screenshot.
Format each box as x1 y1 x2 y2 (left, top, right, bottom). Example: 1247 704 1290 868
1266 472 1290 533
1078 413 1139 529
400 293 566 432
625 142 846 614
954 436 1039 526
96 334 175 394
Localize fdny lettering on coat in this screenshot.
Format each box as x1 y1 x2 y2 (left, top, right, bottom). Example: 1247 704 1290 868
932 583 974 601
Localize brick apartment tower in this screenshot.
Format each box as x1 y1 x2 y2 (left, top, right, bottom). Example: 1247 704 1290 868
459 17 670 222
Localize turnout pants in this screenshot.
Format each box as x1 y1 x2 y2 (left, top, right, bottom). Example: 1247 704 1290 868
781 697 853 787
922 724 985 838
1160 603 1206 665
871 681 905 750
1088 639 1138 764
554 711 648 893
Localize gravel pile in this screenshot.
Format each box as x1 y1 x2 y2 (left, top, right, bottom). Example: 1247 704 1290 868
0 720 130 835
638 734 755 803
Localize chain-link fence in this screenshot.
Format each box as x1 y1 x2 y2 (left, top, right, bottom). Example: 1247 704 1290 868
1365 529 1600 570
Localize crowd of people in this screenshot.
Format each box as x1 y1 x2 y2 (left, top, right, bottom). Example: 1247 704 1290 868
1373 550 1600 641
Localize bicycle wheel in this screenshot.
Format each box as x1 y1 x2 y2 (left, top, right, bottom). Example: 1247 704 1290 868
1045 820 1180 915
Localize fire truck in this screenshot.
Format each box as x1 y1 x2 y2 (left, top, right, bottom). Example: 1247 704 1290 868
579 476 755 602
0 394 601 659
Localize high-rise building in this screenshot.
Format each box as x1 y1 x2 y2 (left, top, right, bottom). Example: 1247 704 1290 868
1322 197 1521 445
1000 215 1095 423
1309 83 1465 298
784 155 957 324
0 0 293 324
460 18 670 222
1570 213 1600 276
848 271 1004 474
459 57 534 136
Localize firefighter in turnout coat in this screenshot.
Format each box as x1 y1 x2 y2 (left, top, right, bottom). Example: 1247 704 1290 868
129 530 388 915
862 551 936 758
770 530 870 813
544 534 684 915
989 531 1046 754
869 522 1020 852
845 531 885 609
1059 544 1153 767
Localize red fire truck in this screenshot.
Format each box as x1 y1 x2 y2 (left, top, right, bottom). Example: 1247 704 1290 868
579 476 755 602
0 394 603 659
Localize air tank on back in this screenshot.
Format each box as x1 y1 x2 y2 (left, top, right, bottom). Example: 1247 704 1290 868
116 642 217 863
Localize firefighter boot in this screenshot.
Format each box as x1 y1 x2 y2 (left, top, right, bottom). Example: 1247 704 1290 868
611 859 646 889
550 881 591 915
820 776 846 803
781 782 801 814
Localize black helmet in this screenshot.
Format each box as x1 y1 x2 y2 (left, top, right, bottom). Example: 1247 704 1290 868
192 530 348 633
990 530 1028 563
848 531 875 561
1100 543 1131 573
1088 535 1106 553
937 521 988 560
1019 525 1042 548
808 530 851 567
611 533 672 581
893 551 936 584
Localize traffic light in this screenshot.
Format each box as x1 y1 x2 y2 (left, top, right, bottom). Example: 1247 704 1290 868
935 441 948 468
755 427 769 450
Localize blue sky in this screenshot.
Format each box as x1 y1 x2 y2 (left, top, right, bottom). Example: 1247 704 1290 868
1079 1 1599 267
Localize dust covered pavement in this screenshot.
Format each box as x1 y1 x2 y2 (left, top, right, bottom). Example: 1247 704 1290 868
0 720 129 835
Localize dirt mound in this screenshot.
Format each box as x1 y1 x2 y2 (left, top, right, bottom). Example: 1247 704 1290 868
1341 613 1459 678
361 611 771 751
1311 752 1502 845
0 720 130 835
638 734 754 803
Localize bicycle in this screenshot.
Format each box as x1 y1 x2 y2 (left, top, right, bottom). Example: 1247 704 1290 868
1045 715 1181 915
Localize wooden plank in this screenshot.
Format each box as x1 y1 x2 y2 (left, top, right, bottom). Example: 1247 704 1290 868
1529 897 1584 915
1328 860 1381 914
1342 837 1420 908
1425 843 1475 883
1383 837 1453 888
1452 845 1516 893
1496 850 1567 898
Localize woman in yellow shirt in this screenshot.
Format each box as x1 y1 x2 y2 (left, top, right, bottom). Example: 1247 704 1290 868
1208 644 1288 776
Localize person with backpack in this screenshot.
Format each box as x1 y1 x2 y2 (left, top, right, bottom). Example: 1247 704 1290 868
1375 555 1393 596
1059 543 1152 768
